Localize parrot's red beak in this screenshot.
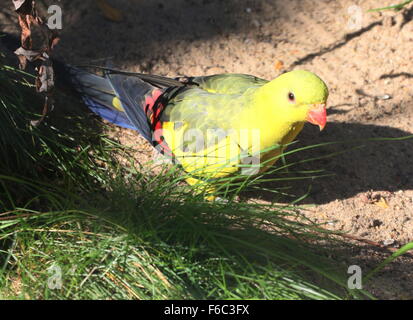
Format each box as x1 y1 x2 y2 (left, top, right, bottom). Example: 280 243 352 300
306 103 327 131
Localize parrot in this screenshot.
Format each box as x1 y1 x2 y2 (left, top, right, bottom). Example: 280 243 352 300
61 65 329 200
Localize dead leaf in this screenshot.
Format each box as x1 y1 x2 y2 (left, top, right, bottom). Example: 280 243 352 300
11 0 59 125
12 0 26 10
36 59 54 93
13 0 33 13
18 14 33 49
274 59 284 71
375 197 389 209
14 47 41 61
14 46 40 69
96 0 123 22
49 32 60 50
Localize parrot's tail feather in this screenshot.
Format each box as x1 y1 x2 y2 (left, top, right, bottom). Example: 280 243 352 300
81 96 136 130
61 64 156 143
63 64 142 130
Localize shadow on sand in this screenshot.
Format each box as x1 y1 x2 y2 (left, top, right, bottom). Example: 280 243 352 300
244 121 413 204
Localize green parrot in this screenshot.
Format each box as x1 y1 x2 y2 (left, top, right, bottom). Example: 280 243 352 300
65 66 328 199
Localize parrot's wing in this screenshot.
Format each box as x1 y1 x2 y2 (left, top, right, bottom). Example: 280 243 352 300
160 86 254 176
106 73 159 143
161 73 268 133
190 74 268 95
106 72 193 151
161 88 235 137
157 75 269 179
160 74 268 154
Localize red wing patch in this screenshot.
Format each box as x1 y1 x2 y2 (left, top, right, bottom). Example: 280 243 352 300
144 89 173 156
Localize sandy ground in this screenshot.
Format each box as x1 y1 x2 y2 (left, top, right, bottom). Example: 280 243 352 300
1 0 413 299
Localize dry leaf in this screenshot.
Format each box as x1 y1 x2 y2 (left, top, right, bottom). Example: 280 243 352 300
49 33 60 50
375 197 389 209
274 59 284 71
14 46 40 69
11 0 58 126
18 14 33 49
13 0 33 13
14 47 41 61
96 0 123 22
36 58 54 93
12 0 26 10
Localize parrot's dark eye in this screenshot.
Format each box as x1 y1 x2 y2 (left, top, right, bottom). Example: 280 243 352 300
288 92 295 102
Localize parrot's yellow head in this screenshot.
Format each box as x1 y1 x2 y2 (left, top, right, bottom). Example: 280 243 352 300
257 70 329 130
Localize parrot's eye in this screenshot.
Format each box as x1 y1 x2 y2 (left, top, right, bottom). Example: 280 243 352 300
288 92 295 102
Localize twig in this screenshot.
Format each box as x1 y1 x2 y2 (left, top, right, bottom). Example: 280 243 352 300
0 213 40 221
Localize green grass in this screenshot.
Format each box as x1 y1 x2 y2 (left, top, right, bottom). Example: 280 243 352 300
369 0 413 11
0 57 382 300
